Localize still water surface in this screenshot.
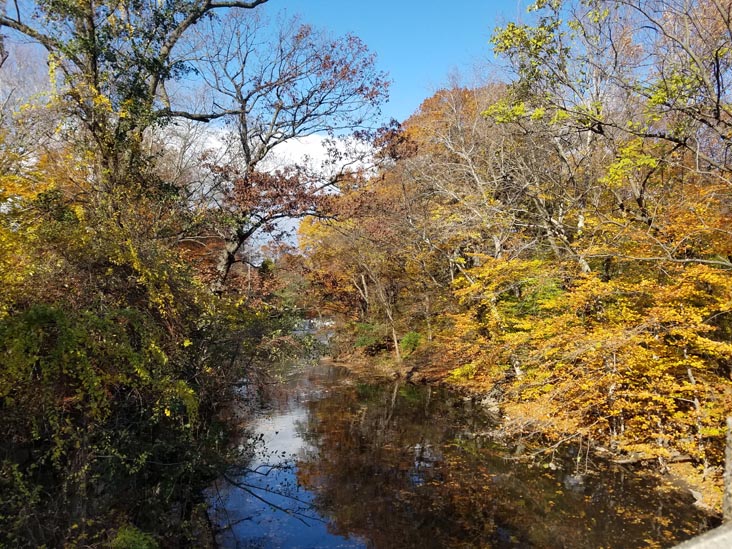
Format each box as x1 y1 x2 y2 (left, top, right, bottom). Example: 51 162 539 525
209 362 717 548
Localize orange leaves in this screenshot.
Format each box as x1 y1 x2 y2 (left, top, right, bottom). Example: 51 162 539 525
300 35 732 478
446 253 732 465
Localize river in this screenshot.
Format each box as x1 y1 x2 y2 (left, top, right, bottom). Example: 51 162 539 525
208 361 718 548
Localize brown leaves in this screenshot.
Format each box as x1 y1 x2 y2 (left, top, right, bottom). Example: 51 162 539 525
230 169 323 222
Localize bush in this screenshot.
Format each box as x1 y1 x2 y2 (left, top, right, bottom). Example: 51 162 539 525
111 526 159 549
400 331 422 355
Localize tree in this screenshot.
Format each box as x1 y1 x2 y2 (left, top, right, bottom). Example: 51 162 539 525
1 2 389 295
181 11 389 291
0 1 390 544
300 193 412 362
445 0 732 471
491 0 732 243
189 11 388 167
298 1 732 498
0 0 268 189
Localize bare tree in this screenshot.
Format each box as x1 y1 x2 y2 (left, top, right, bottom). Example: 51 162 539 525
170 11 390 292
185 11 388 168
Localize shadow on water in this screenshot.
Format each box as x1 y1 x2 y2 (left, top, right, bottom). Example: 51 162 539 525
208 362 719 548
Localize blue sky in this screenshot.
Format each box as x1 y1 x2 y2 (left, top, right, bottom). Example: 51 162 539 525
259 1 529 123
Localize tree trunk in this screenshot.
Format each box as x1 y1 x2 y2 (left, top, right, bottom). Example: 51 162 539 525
391 323 402 363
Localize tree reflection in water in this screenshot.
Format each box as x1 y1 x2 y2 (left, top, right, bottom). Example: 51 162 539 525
296 375 718 548
211 364 718 548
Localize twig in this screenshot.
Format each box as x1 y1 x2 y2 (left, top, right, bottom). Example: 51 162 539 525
222 473 325 526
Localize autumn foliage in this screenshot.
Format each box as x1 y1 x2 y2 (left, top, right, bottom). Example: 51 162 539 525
300 0 732 503
0 0 387 545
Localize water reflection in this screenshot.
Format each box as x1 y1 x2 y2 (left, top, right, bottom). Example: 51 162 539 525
209 365 366 548
210 363 718 548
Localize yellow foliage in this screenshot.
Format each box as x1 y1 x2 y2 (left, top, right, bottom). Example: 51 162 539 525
446 256 732 465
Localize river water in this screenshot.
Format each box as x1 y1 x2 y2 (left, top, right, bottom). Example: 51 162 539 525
208 361 718 548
